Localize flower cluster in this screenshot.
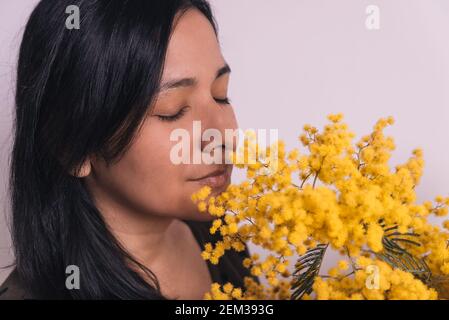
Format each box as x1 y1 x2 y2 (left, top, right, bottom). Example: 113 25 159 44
191 114 449 300
311 257 438 300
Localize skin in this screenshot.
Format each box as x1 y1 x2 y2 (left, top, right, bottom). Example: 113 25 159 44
76 8 238 299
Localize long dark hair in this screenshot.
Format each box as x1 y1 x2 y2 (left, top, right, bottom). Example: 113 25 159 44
10 0 218 299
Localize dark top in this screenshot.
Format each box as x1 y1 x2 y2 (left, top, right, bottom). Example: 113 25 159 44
0 219 257 299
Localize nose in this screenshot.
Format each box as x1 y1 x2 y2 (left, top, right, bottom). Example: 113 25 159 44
195 96 237 164
200 139 226 162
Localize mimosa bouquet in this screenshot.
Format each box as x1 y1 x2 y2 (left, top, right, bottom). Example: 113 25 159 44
191 114 449 300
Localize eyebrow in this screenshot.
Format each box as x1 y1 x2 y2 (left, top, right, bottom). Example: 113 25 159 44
157 63 231 93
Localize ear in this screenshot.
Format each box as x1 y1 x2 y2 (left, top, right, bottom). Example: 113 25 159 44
69 158 92 178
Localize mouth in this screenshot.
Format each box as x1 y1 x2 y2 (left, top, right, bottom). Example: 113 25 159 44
188 165 232 190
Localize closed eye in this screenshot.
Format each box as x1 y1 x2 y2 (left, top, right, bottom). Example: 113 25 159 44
156 97 231 122
156 106 188 122
215 97 231 105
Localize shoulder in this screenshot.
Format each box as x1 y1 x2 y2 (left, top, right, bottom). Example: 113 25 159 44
0 268 33 300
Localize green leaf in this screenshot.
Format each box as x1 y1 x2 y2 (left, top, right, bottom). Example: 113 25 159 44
291 243 328 300
375 224 431 284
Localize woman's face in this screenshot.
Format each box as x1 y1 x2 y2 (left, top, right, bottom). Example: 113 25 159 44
85 9 237 221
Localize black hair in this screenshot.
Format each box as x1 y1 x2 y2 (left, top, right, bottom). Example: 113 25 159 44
9 0 218 299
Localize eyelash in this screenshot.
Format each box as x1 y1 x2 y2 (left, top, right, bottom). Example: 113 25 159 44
214 97 231 105
157 97 232 122
157 107 188 122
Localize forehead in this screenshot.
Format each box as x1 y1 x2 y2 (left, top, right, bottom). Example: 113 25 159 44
162 9 223 82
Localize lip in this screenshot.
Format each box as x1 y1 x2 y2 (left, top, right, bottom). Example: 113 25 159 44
189 166 231 189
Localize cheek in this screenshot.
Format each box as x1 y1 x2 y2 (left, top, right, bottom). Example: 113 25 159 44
117 126 186 215
97 122 213 220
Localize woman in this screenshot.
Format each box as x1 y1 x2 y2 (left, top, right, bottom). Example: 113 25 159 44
0 0 256 299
